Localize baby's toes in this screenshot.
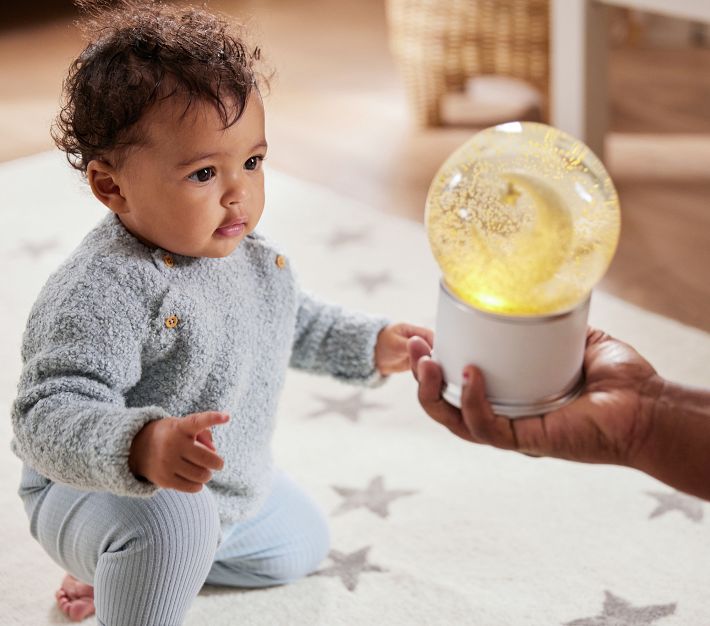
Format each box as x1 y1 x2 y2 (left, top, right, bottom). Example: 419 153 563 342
57 595 71 614
68 598 95 621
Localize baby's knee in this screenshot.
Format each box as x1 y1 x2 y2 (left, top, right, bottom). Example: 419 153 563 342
144 488 220 549
92 489 221 623
116 487 221 561
68 487 221 585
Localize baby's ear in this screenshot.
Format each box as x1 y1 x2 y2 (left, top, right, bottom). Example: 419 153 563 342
86 160 129 214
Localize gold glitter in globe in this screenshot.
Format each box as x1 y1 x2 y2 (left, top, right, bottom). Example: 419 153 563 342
425 122 621 315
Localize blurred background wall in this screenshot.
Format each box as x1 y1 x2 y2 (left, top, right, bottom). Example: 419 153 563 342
1 0 708 332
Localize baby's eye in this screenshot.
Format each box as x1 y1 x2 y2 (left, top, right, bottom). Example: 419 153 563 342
187 167 215 183
244 156 264 171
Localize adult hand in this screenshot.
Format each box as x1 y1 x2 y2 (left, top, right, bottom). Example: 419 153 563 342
128 411 228 492
408 328 663 467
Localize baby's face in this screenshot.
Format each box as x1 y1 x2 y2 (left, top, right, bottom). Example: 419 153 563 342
112 92 267 257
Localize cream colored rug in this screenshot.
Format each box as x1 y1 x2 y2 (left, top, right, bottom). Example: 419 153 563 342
1 152 709 625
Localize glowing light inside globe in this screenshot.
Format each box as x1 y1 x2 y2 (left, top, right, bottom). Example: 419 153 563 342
425 122 621 316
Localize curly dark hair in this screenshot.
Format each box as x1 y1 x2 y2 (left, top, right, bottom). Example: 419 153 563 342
53 0 268 173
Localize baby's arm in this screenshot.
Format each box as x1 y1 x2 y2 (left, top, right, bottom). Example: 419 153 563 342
289 290 388 384
289 290 431 383
13 268 172 496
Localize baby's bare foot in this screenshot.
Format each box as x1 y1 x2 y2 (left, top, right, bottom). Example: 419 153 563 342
55 574 95 622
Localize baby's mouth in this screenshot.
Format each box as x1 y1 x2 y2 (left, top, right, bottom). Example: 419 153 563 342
215 218 247 238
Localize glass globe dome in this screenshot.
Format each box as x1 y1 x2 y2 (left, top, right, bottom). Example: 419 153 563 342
425 122 621 316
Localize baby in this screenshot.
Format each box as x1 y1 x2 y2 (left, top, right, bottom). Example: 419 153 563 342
10 2 432 624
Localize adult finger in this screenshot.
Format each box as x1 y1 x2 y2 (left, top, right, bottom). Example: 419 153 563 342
459 366 517 450
407 336 432 380
585 326 610 346
179 411 229 436
417 356 476 442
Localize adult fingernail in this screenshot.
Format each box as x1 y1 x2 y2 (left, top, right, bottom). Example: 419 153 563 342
462 369 470 384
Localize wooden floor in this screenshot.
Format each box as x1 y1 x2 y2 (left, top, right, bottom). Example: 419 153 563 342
2 0 709 333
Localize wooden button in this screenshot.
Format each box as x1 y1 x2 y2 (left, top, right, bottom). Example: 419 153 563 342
275 254 286 269
163 254 174 268
165 315 179 329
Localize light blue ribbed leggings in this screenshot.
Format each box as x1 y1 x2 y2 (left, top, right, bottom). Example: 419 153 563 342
19 466 330 626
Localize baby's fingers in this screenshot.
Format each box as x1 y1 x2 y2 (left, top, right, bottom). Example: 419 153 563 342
175 458 213 485
169 475 205 494
184 442 225 472
415 326 434 349
398 323 434 348
179 411 229 437
196 429 216 451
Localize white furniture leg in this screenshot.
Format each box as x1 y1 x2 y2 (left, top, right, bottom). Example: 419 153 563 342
551 0 710 162
551 0 609 160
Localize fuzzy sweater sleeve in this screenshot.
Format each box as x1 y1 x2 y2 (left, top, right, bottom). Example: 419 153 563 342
11 261 167 497
289 289 390 385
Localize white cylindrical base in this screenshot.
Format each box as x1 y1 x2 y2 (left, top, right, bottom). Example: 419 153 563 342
432 281 590 417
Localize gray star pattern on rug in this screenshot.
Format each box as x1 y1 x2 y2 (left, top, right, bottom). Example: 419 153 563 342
351 270 394 294
325 227 369 249
314 547 385 591
306 391 387 422
564 591 676 625
20 239 59 258
647 490 703 522
332 475 417 518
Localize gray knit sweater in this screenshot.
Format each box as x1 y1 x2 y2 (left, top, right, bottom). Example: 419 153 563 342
11 214 388 523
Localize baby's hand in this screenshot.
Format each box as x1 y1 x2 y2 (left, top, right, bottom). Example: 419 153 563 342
375 323 434 375
128 411 229 493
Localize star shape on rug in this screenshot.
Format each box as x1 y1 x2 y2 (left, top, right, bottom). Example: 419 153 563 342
564 591 676 626
332 475 417 518
314 547 386 591
20 239 60 258
647 490 704 522
325 227 369 249
306 391 387 422
351 270 394 295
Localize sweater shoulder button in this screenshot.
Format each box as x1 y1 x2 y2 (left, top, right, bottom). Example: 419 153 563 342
164 315 179 329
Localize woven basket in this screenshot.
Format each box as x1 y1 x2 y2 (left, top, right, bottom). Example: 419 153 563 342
385 0 549 127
